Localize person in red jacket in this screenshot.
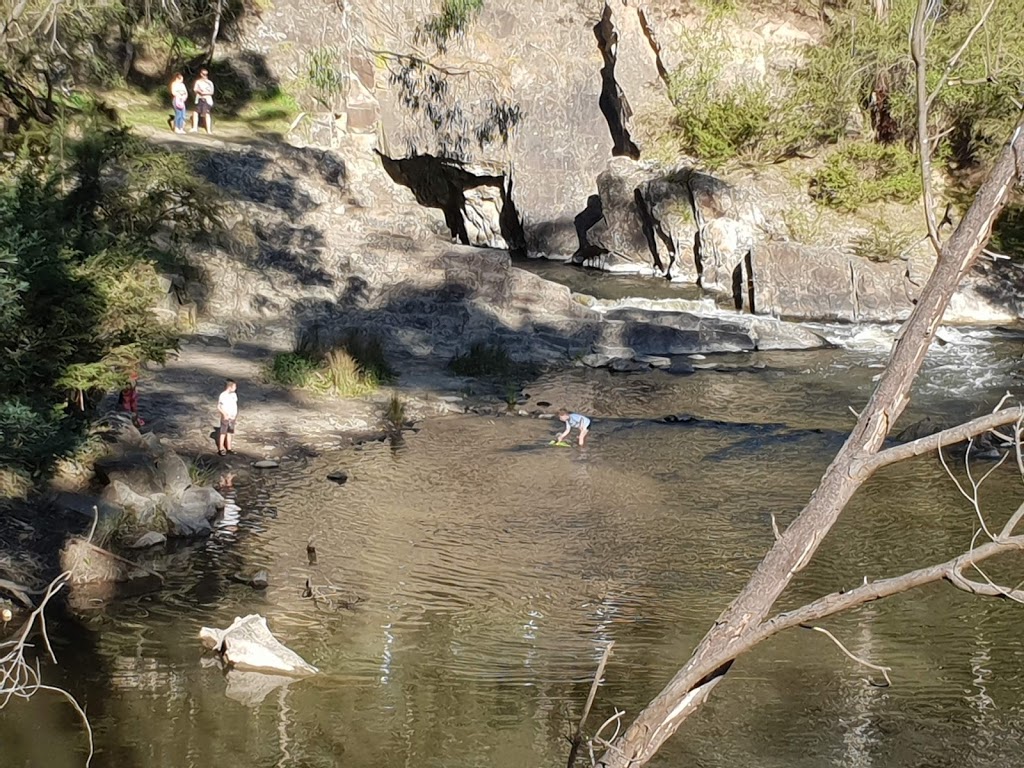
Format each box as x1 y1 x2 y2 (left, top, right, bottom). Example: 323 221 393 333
118 373 145 427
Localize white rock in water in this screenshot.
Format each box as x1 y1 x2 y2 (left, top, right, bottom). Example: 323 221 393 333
199 614 318 677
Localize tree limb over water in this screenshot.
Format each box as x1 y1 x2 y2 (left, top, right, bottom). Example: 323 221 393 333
588 3 1024 765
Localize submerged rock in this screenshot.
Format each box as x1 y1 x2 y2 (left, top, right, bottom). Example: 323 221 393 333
326 470 349 485
129 531 167 549
199 614 318 677
166 486 226 537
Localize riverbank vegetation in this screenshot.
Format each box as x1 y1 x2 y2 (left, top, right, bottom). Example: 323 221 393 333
268 333 396 397
0 110 220 492
662 0 1024 200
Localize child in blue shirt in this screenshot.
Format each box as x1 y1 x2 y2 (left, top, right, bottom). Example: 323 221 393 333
557 409 591 446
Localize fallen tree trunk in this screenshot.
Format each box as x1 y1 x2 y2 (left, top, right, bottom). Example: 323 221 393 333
596 115 1024 768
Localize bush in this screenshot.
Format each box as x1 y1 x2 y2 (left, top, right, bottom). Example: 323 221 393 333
809 142 921 211
791 0 1024 164
0 111 218 483
418 0 485 51
321 349 378 397
268 352 319 388
665 25 783 168
269 333 393 398
852 219 919 263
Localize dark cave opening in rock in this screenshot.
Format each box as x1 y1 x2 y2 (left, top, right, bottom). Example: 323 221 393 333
377 151 526 256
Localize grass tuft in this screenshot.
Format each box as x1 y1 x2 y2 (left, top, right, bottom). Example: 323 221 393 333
267 332 394 398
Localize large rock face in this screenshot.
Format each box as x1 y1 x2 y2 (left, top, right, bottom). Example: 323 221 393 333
215 0 1020 327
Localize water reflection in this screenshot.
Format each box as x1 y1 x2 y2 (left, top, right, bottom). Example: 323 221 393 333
2 354 1023 768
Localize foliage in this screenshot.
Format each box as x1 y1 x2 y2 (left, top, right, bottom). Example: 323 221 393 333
384 395 406 429
809 141 921 211
658 0 1024 179
0 110 219 482
268 333 394 398
305 46 347 109
791 0 1024 164
0 0 246 117
852 218 919 262
268 352 319 388
321 349 378 397
384 53 522 160
663 25 785 169
417 0 485 52
188 456 218 486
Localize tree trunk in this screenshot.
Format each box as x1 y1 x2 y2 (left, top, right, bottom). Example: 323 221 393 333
597 116 1024 768
208 0 224 63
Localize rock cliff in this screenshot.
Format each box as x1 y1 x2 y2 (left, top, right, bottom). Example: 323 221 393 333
211 0 1021 325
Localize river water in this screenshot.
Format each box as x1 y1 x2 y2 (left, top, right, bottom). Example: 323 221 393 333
2 316 1023 768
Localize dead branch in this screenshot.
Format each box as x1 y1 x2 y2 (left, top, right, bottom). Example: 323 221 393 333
567 642 614 768
926 0 997 112
802 625 892 686
911 0 942 253
861 406 1024 473
595 90 1024 768
0 573 94 766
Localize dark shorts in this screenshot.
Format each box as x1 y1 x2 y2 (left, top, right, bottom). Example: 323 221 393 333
219 418 235 435
196 99 212 116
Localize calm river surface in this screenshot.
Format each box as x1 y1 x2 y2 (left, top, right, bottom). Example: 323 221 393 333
3 328 1024 768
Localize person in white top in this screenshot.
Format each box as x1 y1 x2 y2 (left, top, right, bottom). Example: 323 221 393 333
217 379 238 455
190 68 215 134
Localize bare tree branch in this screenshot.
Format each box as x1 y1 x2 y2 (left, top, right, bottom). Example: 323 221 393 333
911 0 942 253
596 38 1024 766
926 0 998 111
862 406 1024 473
1 573 94 766
802 625 892 686
567 642 614 768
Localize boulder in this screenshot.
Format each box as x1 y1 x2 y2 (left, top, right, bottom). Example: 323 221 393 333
609 358 648 372
580 157 652 268
129 531 168 549
634 354 672 369
639 170 700 282
157 450 192 498
755 242 914 322
688 172 763 300
199 614 318 676
93 452 163 495
165 486 225 537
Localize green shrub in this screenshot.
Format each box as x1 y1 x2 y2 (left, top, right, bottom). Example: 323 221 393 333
809 142 921 211
419 0 485 51
268 352 319 388
791 0 1024 163
384 395 406 429
306 46 347 109
852 219 919 263
269 334 392 398
0 111 219 482
663 24 786 168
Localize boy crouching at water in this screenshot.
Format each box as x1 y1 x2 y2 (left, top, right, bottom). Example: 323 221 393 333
557 409 590 446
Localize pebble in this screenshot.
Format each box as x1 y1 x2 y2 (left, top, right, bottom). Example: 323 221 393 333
253 459 280 469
